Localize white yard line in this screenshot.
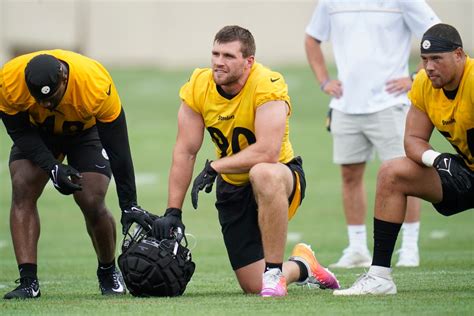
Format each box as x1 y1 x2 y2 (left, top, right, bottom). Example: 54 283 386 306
429 230 448 239
135 173 158 185
287 232 302 243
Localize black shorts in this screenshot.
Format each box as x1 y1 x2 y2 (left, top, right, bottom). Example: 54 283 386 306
433 159 474 216
9 126 112 178
215 156 306 270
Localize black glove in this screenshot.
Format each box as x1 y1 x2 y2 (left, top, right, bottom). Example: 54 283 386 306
49 163 82 195
433 153 472 193
152 208 185 240
121 206 155 235
191 159 218 209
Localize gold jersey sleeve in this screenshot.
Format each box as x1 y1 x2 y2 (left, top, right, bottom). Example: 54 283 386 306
0 49 121 135
408 57 474 170
179 62 295 185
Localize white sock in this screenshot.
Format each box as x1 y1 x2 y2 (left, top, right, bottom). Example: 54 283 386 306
369 265 392 278
401 222 420 250
347 225 368 251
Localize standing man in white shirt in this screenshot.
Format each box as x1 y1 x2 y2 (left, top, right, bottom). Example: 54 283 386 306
305 0 440 268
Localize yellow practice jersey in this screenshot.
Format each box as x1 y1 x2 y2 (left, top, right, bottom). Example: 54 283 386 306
409 57 474 171
0 49 121 135
180 62 295 185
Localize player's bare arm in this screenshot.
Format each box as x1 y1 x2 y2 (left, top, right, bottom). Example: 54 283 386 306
210 100 288 174
404 105 435 164
167 102 205 209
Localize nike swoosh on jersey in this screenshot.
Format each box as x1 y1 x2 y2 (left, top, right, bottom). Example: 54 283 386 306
270 78 280 83
106 84 111 96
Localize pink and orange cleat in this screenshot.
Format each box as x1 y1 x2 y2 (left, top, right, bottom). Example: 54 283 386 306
289 243 340 289
260 268 288 297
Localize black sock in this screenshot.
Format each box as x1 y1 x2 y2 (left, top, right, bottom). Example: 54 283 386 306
98 259 115 272
292 260 308 282
372 218 402 268
265 262 283 272
18 263 37 280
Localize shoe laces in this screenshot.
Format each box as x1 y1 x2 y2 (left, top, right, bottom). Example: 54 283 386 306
352 273 376 289
110 271 119 287
263 269 283 288
12 277 37 293
98 267 120 288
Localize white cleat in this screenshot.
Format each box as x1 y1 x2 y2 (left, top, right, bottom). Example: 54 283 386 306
333 272 397 296
329 247 372 269
395 248 420 267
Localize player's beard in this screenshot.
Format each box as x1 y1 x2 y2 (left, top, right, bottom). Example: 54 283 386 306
212 68 243 86
429 73 454 89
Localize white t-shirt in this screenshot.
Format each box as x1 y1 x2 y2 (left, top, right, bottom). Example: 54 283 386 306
306 0 440 114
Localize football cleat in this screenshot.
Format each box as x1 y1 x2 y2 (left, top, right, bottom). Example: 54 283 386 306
329 247 372 269
289 243 340 289
3 277 41 299
395 247 420 267
97 266 126 295
260 268 288 297
333 272 397 296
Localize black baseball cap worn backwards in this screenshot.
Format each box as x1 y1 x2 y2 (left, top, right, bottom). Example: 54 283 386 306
25 54 62 100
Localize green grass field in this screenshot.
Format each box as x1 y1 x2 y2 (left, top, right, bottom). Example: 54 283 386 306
0 65 473 315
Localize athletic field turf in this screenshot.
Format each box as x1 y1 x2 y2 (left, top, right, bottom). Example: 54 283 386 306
1 65 472 315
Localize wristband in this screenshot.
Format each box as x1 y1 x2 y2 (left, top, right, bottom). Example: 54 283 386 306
320 79 330 91
421 149 441 167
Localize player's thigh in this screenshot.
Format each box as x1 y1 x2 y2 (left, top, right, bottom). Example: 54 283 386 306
249 162 294 198
9 147 49 203
368 104 408 161
66 127 112 178
379 157 442 202
215 177 264 271
433 162 474 216
331 109 373 164
66 128 111 209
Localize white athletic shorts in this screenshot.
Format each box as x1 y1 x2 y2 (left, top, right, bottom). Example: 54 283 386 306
330 104 409 164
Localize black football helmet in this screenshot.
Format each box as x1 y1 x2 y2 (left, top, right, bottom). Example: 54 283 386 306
118 224 195 297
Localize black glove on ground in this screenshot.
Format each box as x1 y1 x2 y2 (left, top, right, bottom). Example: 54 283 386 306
50 163 82 195
121 206 155 235
433 153 472 193
191 159 218 209
152 208 185 240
